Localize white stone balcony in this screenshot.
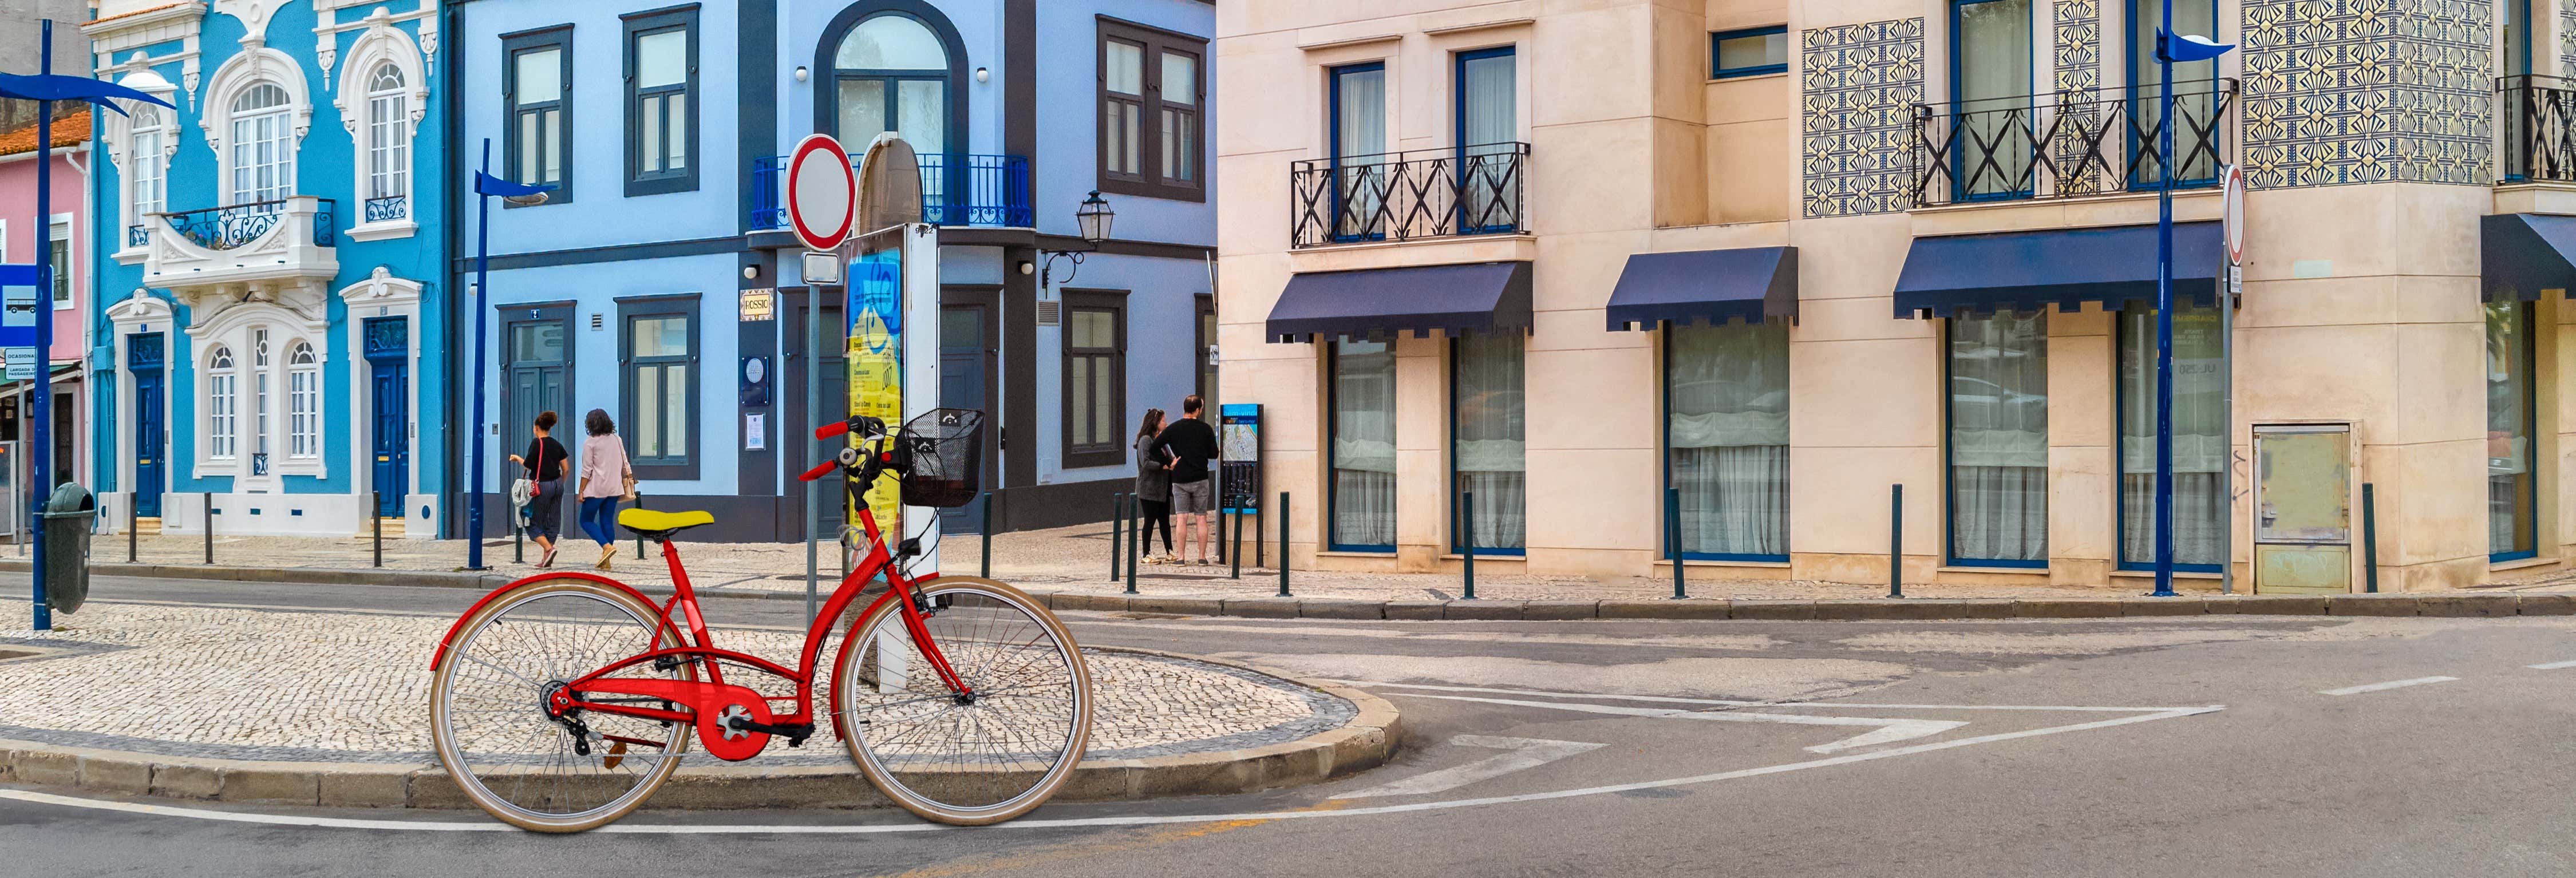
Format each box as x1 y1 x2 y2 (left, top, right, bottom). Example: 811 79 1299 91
141 196 341 304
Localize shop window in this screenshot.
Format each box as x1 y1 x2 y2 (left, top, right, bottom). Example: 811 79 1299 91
1452 331 1525 553
2116 304 2225 570
1947 313 2048 565
1331 339 1397 551
2488 300 2538 561
1666 321 1790 561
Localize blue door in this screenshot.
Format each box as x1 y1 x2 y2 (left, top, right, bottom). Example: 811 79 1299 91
129 334 164 518
939 304 990 533
365 318 409 517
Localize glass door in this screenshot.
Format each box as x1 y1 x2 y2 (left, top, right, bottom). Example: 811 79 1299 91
1951 0 2034 200
1330 62 1387 242
1455 48 1518 234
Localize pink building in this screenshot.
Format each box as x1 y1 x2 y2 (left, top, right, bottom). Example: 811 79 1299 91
0 105 92 505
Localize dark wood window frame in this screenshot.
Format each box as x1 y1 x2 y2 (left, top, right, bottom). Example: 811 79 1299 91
1060 288 1128 469
622 5 701 197
502 25 575 205
618 292 702 480
1095 16 1206 202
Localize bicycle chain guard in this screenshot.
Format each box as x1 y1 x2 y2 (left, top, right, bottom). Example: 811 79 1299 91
694 697 775 762
572 677 775 761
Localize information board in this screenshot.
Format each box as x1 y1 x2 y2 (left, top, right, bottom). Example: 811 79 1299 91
1219 403 1261 514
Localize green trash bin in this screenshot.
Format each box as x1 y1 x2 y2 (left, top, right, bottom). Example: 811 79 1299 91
39 482 94 615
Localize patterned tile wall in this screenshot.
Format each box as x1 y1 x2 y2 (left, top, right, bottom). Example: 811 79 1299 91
2239 0 2492 188
2561 0 2574 77
2056 0 2105 94
1800 18 1927 218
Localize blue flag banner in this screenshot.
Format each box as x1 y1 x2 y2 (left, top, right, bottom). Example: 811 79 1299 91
0 72 176 112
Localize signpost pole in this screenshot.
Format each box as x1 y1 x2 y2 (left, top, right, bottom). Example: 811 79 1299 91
27 23 54 630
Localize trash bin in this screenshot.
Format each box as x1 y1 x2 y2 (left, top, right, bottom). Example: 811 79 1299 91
38 482 93 615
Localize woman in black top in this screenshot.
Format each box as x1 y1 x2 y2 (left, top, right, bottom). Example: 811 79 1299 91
508 410 571 567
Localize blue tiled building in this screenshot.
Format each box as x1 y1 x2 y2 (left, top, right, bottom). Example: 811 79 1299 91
83 0 452 537
452 0 1216 542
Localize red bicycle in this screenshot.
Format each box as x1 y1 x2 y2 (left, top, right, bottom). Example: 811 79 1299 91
429 410 1092 832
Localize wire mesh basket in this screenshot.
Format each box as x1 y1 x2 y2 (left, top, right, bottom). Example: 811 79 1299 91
894 408 985 508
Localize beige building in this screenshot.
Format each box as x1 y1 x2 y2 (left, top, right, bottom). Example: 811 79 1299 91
1214 0 2574 593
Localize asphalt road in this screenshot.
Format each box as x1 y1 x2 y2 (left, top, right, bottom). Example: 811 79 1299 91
5 574 2575 876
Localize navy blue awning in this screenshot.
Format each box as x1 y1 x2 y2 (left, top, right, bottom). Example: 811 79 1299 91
1894 222 2223 319
1604 247 1797 331
2483 213 2576 302
1265 262 1532 343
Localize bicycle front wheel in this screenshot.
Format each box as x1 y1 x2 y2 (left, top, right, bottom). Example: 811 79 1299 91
837 576 1092 825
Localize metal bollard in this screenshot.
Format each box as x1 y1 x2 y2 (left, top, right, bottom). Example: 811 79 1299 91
374 492 385 568
1888 484 1903 599
1108 493 1127 583
1666 487 1685 600
1460 491 1476 600
978 492 993 579
127 497 136 563
1277 492 1291 598
2362 482 2380 594
1230 508 1243 579
1125 499 1141 595
203 492 213 564
634 492 647 559
1255 507 1266 569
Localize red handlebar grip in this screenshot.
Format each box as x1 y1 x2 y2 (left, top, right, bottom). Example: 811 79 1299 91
815 420 851 440
796 461 840 482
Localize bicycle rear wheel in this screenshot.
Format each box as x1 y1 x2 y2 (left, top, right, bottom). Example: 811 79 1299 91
429 578 694 832
837 576 1092 825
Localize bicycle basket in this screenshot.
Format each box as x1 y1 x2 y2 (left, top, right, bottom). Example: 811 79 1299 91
893 408 985 508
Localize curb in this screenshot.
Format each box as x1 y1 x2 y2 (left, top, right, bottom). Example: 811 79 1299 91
25 559 2573 622
0 650 1400 812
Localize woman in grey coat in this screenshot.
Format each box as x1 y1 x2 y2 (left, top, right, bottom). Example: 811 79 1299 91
1133 408 1175 563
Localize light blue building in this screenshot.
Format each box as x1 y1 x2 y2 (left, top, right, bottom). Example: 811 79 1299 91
453 0 1216 541
84 0 452 537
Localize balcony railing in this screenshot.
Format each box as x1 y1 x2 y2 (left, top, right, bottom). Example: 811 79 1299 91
163 199 337 250
750 152 1032 231
1290 144 1528 248
364 195 410 223
127 224 147 248
2501 74 2576 183
1911 80 2237 208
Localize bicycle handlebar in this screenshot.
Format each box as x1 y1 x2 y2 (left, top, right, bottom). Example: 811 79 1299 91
814 416 886 441
795 460 839 482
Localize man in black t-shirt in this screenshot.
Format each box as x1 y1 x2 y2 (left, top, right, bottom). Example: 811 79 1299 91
1150 395 1221 564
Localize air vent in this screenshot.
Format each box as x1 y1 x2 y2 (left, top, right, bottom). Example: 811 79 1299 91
1036 300 1061 326
591 312 604 331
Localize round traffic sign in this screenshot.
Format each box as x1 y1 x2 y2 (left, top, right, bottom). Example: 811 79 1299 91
786 133 856 253
2221 164 2245 266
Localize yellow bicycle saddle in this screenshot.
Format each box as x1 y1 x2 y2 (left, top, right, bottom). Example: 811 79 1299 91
618 508 716 538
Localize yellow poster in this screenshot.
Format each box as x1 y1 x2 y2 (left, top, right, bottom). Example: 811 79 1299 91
846 237 904 532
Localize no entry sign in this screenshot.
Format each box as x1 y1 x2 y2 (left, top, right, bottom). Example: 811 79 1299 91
786 133 856 253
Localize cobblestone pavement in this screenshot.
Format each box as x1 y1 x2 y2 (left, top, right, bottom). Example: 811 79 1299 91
0 600 1351 766
58 519 2576 603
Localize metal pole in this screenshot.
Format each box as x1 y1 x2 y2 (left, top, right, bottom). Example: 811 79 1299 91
1666 487 1686 599
28 22 54 630
1461 491 1476 600
127 495 136 563
2150 0 2179 599
634 491 646 559
1124 497 1139 595
374 492 384 568
1889 484 1904 599
2362 482 2380 594
805 287 824 625
2219 259 2237 595
468 141 492 571
1107 492 1125 582
978 491 992 578
512 515 523 564
1255 507 1265 568
1277 491 1290 598
202 491 212 564
1229 507 1243 579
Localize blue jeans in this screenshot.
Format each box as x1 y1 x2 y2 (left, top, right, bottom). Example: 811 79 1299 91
580 496 621 545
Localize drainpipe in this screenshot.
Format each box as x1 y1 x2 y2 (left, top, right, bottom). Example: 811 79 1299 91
442 0 468 539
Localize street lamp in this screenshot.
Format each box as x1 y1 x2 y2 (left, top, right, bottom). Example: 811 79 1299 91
467 140 555 571
1041 191 1115 295
2149 14 2233 598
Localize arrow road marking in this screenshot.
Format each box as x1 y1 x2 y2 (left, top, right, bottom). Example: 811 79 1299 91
1402 694 1969 754
1332 735 1606 800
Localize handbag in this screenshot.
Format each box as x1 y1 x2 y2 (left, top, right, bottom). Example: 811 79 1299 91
621 471 638 502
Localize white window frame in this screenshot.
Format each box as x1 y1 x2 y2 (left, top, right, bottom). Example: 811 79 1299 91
289 341 321 459
200 48 314 204
102 69 179 265
337 23 427 241
49 213 75 310
228 84 297 206
206 345 239 462
188 303 330 478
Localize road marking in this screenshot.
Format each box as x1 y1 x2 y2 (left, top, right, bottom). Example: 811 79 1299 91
2528 660 2576 670
2318 676 2459 696
0 705 2219 834
1402 694 1968 753
1333 680 2199 712
1332 735 1605 800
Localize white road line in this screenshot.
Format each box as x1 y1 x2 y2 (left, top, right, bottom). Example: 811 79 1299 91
1331 679 2198 712
2318 676 2460 696
2527 660 2576 670
0 704 2220 835
1404 693 1969 753
1332 735 1605 800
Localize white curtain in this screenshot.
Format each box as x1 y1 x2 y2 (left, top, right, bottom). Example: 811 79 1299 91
1954 0 2033 198
2129 0 2220 184
1453 331 1525 550
1950 313 2047 562
1333 340 1397 548
2117 305 2226 565
1458 52 1516 231
1668 321 1790 556
1334 67 1386 239
2487 301 2536 556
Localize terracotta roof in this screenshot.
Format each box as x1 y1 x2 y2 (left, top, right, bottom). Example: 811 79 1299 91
86 3 185 25
0 108 93 158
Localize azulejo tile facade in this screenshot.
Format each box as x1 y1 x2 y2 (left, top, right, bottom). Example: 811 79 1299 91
2561 0 2575 77
2239 0 2492 188
1800 18 1926 218
2055 0 2104 96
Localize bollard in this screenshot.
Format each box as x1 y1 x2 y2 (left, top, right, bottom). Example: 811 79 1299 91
1255 507 1266 569
1666 487 1685 600
1888 484 1903 599
374 492 385 568
1125 498 1140 595
2362 482 2379 594
1460 491 1476 600
1108 493 1126 583
634 492 647 559
978 492 993 579
203 492 213 564
1230 507 1243 579
1277 492 1291 598
513 518 524 564
127 497 136 563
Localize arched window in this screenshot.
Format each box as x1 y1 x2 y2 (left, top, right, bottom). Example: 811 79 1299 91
228 83 295 205
207 345 238 460
130 104 167 224
831 14 949 155
366 63 409 207
252 329 272 469
289 341 320 458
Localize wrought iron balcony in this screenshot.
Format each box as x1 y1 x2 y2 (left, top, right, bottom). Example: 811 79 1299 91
750 152 1032 231
163 198 338 250
364 195 409 223
143 196 340 295
1290 144 1528 248
1911 80 2237 208
2501 74 2576 183
127 224 147 248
